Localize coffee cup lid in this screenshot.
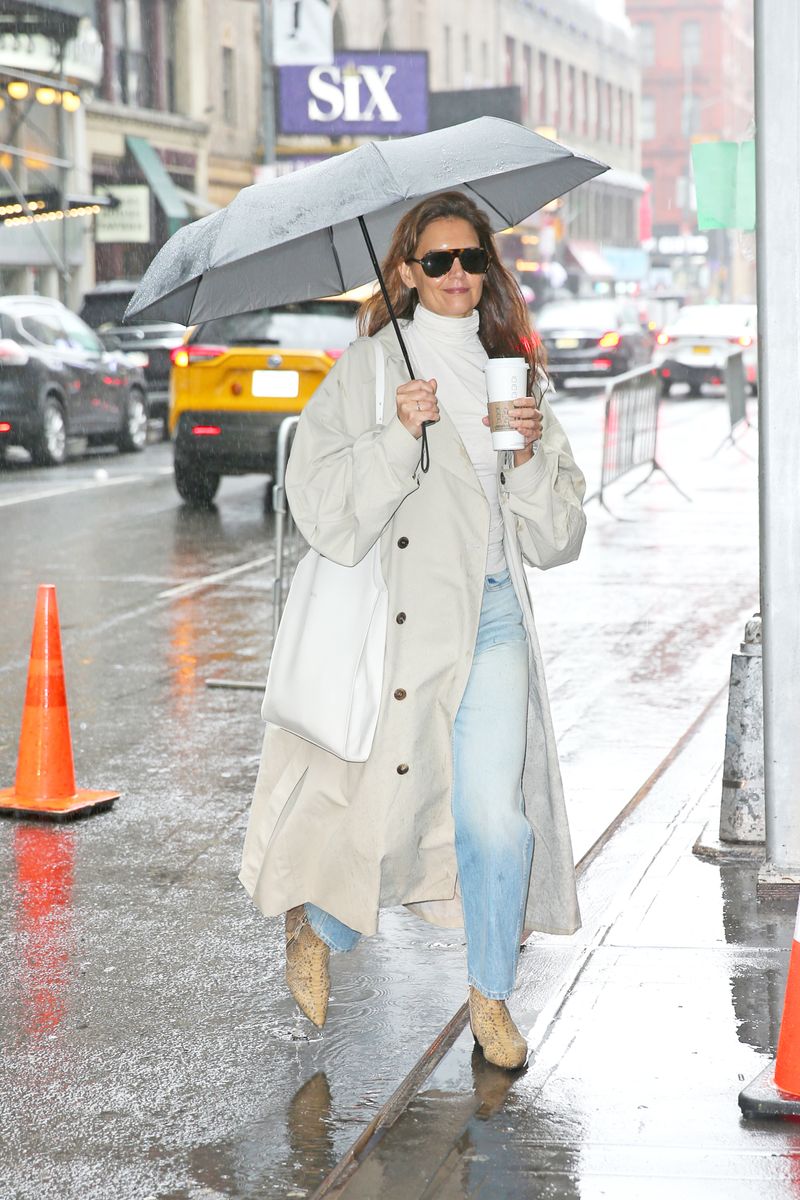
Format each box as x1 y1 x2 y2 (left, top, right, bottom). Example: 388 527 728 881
484 356 527 369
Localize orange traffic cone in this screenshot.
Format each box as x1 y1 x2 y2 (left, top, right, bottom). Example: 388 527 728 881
740 897 800 1118
0 585 119 820
775 908 800 1095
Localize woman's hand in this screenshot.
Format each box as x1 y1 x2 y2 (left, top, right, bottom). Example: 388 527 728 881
482 396 543 466
396 378 440 439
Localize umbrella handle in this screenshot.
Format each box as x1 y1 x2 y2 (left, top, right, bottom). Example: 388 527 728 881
357 216 430 474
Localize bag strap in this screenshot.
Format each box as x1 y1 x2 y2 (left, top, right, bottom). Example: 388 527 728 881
373 338 385 426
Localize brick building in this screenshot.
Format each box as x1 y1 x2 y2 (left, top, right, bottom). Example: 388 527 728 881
627 0 755 299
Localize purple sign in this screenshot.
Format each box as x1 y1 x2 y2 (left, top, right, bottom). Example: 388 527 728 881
278 52 429 137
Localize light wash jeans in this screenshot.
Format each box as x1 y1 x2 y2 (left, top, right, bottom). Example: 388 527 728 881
306 567 534 1000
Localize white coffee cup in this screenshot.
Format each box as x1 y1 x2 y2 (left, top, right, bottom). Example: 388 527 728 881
484 357 528 450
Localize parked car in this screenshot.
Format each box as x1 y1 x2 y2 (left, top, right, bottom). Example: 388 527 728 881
654 303 758 397
80 279 185 435
0 296 148 466
534 297 653 389
169 292 365 506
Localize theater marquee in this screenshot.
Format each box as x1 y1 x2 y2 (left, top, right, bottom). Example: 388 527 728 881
278 52 429 138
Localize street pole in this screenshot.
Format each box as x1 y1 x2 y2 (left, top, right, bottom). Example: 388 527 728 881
56 41 71 304
260 0 276 166
754 0 800 889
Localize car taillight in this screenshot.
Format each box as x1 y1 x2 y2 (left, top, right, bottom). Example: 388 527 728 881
325 348 344 360
730 334 753 347
170 344 227 367
0 421 11 433
192 425 222 436
0 338 29 366
656 332 671 346
598 331 621 349
593 358 613 370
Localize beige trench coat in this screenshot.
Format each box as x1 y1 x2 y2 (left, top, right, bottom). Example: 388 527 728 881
240 322 587 937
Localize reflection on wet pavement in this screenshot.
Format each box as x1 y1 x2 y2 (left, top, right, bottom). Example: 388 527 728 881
11 825 77 1041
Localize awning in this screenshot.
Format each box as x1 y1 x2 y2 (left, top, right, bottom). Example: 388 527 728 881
126 135 189 237
565 240 615 279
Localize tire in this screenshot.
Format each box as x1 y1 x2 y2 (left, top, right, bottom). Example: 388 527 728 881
116 388 148 453
174 458 220 506
30 396 67 466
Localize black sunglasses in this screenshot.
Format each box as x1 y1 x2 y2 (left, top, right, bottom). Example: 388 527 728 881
407 246 490 278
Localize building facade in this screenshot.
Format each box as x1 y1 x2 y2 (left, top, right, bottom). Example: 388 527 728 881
0 1 103 303
86 0 263 289
315 0 646 302
4 0 646 306
627 0 755 300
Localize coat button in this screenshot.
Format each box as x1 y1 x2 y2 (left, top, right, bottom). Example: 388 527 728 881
393 688 407 700
397 763 409 775
397 536 409 548
500 471 506 484
395 612 406 624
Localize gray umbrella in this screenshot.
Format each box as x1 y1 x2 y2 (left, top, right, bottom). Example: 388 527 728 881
126 117 607 327
127 118 607 469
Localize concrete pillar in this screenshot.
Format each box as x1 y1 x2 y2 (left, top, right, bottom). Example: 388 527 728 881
755 0 800 886
719 617 764 844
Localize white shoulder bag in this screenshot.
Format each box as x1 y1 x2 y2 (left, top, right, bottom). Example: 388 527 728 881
261 340 389 762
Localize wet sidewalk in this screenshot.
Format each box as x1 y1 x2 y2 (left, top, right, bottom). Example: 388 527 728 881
333 694 799 1199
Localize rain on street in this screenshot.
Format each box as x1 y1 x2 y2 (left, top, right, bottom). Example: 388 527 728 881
0 389 765 1198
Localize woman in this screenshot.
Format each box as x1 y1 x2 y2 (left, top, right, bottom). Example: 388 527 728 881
240 191 586 1071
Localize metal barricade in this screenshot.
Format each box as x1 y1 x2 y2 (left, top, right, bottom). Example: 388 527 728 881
586 363 690 514
205 414 303 692
726 349 748 430
712 349 756 457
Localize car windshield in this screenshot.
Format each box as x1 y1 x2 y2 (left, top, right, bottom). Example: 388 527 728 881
670 305 756 332
536 300 619 330
191 301 360 348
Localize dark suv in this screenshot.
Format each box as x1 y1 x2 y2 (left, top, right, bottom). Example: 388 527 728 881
535 297 653 389
80 280 185 435
0 296 148 466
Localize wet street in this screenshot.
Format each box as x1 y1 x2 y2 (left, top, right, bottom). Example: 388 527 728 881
3 393 794 1199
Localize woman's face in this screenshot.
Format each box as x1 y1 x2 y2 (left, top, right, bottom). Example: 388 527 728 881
398 217 486 318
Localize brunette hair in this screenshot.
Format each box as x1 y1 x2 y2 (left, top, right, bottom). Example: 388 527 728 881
357 191 543 377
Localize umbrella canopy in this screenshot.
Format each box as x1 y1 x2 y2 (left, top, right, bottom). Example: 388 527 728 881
125 118 608 326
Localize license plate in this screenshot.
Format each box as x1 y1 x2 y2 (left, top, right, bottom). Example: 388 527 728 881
251 369 300 398
555 338 579 350
692 345 712 355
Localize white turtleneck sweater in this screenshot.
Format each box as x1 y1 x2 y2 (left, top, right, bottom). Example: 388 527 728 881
404 303 506 575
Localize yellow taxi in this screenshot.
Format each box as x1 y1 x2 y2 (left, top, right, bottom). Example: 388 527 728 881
169 287 371 505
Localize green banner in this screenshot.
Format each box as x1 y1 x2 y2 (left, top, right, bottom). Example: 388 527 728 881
691 140 755 231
